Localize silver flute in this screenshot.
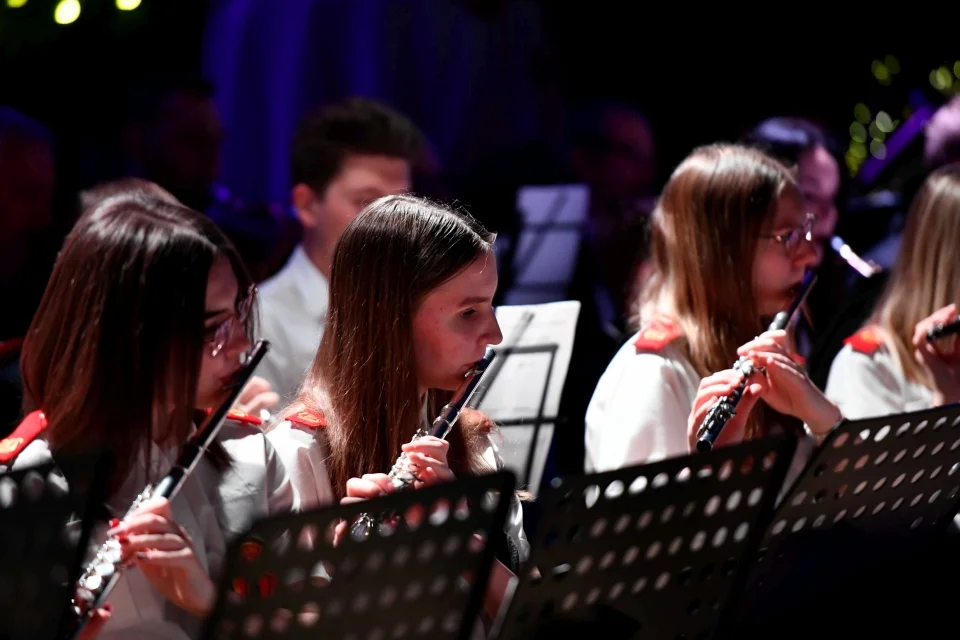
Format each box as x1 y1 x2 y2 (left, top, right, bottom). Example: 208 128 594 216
65 340 269 640
830 235 882 278
349 346 497 539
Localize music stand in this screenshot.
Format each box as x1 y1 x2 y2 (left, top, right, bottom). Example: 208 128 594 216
730 404 960 637
0 452 108 640
496 436 797 640
202 471 516 640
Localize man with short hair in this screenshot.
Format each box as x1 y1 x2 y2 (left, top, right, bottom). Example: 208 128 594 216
257 97 424 401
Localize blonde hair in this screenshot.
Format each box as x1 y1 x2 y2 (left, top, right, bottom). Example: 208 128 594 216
870 163 960 386
640 144 801 439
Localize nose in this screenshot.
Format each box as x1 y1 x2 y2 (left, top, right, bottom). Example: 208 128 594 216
794 233 820 271
223 320 252 359
484 313 504 347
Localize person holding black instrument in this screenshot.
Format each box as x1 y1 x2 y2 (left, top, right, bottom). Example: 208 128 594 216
826 164 960 419
0 190 297 639
265 194 528 628
585 145 842 471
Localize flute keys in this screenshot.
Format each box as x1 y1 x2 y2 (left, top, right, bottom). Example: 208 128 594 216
82 573 103 591
95 562 115 578
102 539 122 564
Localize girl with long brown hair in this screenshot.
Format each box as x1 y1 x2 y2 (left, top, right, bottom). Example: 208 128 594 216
266 193 526 622
585 144 843 471
0 186 296 639
826 164 960 417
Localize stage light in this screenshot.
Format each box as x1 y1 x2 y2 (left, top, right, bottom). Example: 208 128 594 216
869 140 886 159
849 122 867 143
875 111 893 133
871 60 890 84
955 61 960 79
854 103 871 124
54 0 80 24
7 0 28 8
884 55 900 74
931 67 952 91
116 0 141 9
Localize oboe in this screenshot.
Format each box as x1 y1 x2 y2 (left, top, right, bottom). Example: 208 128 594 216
927 317 960 342
349 346 497 539
696 273 816 452
65 340 269 640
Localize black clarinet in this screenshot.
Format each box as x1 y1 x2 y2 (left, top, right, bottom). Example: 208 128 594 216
65 340 269 639
927 317 960 342
349 346 497 539
696 273 816 452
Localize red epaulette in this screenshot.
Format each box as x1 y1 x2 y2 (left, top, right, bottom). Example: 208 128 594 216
286 408 327 430
225 408 262 427
843 326 885 356
633 318 683 353
0 411 47 464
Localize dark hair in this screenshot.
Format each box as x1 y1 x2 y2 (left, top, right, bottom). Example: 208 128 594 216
294 194 495 501
741 117 836 167
124 73 216 124
20 194 254 494
566 99 653 155
290 97 424 195
78 177 179 213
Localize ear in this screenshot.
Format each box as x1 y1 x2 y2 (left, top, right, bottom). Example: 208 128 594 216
292 183 322 229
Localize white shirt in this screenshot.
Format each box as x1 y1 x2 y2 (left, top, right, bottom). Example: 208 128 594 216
585 333 700 472
266 418 531 563
825 340 934 420
11 421 298 640
257 245 329 403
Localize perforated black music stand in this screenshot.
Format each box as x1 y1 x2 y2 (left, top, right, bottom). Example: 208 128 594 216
0 453 108 640
729 404 960 638
202 471 516 640
495 436 797 640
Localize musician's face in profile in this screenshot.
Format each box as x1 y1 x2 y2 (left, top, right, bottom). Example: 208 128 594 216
412 252 503 394
753 194 818 318
197 257 251 409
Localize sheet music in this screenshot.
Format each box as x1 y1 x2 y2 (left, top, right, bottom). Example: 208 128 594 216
474 300 581 491
501 184 589 306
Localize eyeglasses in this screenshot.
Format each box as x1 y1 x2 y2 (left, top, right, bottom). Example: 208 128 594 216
207 285 257 358
762 212 817 254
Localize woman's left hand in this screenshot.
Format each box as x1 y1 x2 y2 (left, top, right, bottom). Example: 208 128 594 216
737 330 841 436
108 498 216 618
400 436 455 487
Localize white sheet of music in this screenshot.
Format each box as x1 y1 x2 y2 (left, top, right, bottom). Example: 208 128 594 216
474 300 581 493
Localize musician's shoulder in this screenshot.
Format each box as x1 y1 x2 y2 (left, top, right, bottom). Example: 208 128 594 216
633 317 683 353
224 408 263 428
0 411 48 466
843 325 887 356
285 407 327 430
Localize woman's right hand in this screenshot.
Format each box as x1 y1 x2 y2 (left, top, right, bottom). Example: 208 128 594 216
687 369 766 452
913 303 960 405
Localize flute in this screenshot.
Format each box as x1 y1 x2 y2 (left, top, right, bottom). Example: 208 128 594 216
927 317 960 342
349 346 497 539
65 340 269 639
696 273 817 452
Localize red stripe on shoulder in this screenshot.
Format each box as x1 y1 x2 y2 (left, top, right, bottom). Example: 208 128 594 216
633 318 683 353
843 326 885 356
226 408 262 426
0 411 47 464
287 408 327 430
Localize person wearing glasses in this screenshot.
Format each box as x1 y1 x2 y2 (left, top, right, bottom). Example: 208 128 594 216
585 144 842 471
0 188 297 639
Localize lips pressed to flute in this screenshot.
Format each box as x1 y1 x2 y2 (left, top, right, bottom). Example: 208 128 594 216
696 272 817 452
